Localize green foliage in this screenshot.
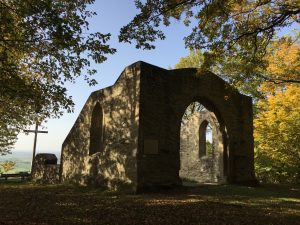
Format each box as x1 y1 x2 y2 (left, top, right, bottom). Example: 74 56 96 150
0 126 17 156
174 48 262 99
206 141 213 155
120 0 300 85
174 49 205 69
0 0 116 154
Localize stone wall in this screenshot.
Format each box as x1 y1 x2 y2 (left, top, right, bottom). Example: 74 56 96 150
137 62 256 190
61 63 141 191
180 111 225 183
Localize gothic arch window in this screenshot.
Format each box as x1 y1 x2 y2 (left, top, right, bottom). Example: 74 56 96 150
180 100 227 184
199 120 213 157
89 102 103 155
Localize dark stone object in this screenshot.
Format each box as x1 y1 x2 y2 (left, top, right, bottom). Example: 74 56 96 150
32 153 59 184
34 153 57 165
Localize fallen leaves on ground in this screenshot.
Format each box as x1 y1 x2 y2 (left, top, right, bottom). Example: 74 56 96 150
0 182 299 225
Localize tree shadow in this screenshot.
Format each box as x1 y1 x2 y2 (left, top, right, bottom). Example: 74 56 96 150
61 63 140 191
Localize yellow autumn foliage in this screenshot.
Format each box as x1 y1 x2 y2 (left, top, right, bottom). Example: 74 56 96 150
260 38 300 94
254 85 300 183
0 161 15 173
255 38 300 183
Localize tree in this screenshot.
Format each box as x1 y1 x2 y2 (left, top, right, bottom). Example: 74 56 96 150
0 0 116 154
253 40 300 184
254 85 300 183
174 36 300 97
119 0 300 84
206 141 213 155
264 36 300 85
174 49 205 69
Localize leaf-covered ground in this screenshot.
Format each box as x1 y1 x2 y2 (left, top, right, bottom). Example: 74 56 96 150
0 181 299 225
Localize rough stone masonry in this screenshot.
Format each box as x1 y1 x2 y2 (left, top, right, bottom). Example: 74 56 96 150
60 61 257 192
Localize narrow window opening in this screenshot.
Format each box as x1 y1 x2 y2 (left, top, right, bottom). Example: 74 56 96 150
89 102 103 155
199 121 213 157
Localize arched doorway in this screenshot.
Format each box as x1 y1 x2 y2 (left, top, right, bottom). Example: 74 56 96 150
89 102 104 155
179 101 227 184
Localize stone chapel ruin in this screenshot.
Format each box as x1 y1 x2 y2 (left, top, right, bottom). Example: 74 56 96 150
60 61 256 192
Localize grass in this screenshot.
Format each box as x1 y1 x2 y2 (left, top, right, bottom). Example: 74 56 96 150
0 180 299 225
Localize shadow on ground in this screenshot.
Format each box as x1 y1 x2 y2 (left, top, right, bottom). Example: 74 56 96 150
0 181 299 225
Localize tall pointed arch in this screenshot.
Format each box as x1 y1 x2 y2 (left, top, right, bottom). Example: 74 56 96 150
89 102 104 155
180 101 226 184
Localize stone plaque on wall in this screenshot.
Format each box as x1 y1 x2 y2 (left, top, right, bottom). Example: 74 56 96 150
144 139 158 154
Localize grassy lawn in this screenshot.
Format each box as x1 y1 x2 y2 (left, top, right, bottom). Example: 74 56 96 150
0 181 299 225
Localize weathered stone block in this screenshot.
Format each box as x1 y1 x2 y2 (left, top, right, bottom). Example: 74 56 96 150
32 153 59 184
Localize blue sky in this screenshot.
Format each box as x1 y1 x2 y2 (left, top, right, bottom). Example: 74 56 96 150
13 0 192 156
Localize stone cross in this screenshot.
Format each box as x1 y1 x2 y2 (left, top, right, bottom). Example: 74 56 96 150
24 122 48 172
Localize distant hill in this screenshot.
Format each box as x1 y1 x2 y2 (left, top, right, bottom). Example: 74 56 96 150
0 151 60 173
